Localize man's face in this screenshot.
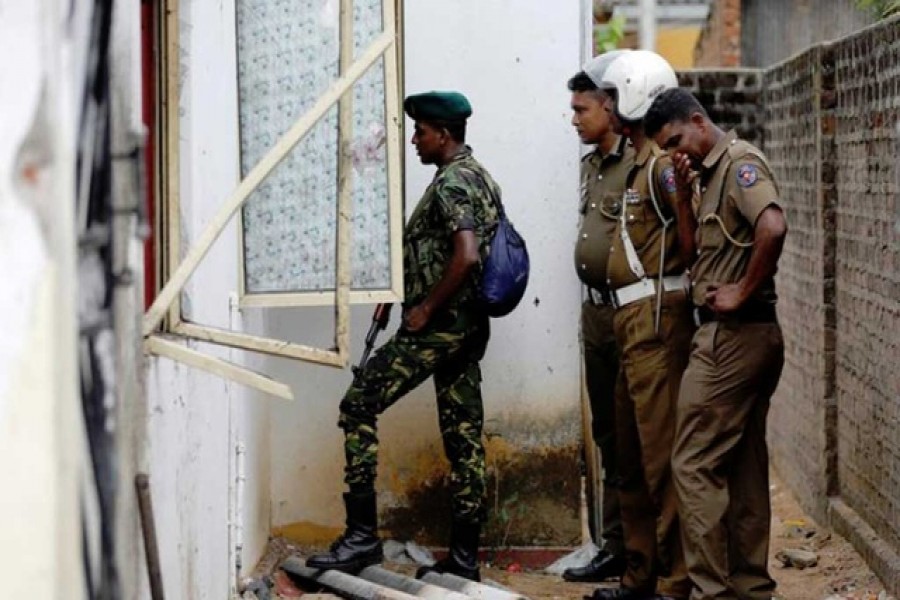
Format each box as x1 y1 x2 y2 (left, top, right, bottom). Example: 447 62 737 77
654 117 705 170
411 121 444 164
570 90 614 144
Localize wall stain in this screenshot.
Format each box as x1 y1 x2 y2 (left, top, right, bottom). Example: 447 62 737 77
274 520 343 547
380 441 581 548
276 412 585 549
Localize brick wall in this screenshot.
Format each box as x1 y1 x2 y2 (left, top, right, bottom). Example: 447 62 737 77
693 0 741 67
759 16 900 594
763 45 838 519
677 68 762 144
829 20 900 589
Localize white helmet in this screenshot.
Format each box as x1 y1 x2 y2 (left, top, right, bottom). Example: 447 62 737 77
582 49 632 89
599 50 678 122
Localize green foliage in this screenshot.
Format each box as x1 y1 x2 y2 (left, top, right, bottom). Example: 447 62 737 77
594 14 626 53
855 0 900 18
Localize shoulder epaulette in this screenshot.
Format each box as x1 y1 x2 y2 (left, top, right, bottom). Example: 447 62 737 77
726 138 764 161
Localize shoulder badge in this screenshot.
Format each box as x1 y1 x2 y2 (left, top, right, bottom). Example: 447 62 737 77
736 163 758 188
660 166 677 194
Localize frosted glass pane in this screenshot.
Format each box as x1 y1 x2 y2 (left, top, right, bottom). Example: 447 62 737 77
236 0 392 294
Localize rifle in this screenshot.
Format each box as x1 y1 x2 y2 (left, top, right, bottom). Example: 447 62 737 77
353 303 393 377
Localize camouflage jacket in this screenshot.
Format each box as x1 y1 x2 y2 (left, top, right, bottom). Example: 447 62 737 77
403 146 500 309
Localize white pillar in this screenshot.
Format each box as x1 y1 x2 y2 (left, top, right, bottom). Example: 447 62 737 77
639 0 657 51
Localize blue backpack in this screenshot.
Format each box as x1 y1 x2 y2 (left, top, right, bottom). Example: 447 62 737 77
480 201 529 317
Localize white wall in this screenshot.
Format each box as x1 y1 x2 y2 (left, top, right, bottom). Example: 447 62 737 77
143 0 588 593
266 0 586 541
0 0 85 596
144 0 272 597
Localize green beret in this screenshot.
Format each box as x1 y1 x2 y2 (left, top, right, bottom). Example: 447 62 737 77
403 91 472 122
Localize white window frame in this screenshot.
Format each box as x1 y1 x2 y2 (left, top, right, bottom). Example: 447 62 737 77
235 0 404 309
144 0 404 398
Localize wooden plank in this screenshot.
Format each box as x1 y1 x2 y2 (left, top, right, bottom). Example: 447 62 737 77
143 30 396 336
163 0 183 331
383 0 405 302
173 322 344 367
334 0 354 363
238 289 398 308
145 335 294 400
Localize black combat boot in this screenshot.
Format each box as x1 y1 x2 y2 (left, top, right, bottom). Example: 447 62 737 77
416 520 481 582
306 491 383 573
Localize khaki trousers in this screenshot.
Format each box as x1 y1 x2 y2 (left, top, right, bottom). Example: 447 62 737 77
582 301 623 556
613 290 694 598
673 320 784 600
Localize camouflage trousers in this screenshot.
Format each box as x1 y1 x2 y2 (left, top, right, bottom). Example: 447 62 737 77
338 307 490 524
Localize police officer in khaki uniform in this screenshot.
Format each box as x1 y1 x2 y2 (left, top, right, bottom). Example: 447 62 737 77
586 51 694 600
564 50 634 583
645 88 787 600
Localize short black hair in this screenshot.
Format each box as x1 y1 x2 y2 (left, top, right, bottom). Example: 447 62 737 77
567 71 597 93
644 88 709 138
568 71 613 106
426 119 466 143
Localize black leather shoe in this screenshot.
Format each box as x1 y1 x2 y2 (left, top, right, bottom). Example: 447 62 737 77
583 586 663 600
564 550 626 582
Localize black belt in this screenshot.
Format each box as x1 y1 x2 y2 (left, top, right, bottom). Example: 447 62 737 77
694 303 777 325
586 286 614 306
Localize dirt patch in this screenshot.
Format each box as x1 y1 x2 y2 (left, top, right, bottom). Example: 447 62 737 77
767 472 893 600
258 469 894 599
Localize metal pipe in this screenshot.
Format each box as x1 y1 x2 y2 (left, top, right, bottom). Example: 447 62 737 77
235 441 246 579
135 474 165 600
281 557 421 600
357 566 472 600
419 572 527 600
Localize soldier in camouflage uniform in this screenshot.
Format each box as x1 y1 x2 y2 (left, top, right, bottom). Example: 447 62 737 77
308 91 500 582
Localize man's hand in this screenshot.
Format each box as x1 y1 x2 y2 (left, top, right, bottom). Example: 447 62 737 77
403 302 433 333
705 283 747 314
671 152 699 204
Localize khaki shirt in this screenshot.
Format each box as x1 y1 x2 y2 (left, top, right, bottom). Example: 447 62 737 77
607 141 685 289
692 130 781 306
574 136 634 289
